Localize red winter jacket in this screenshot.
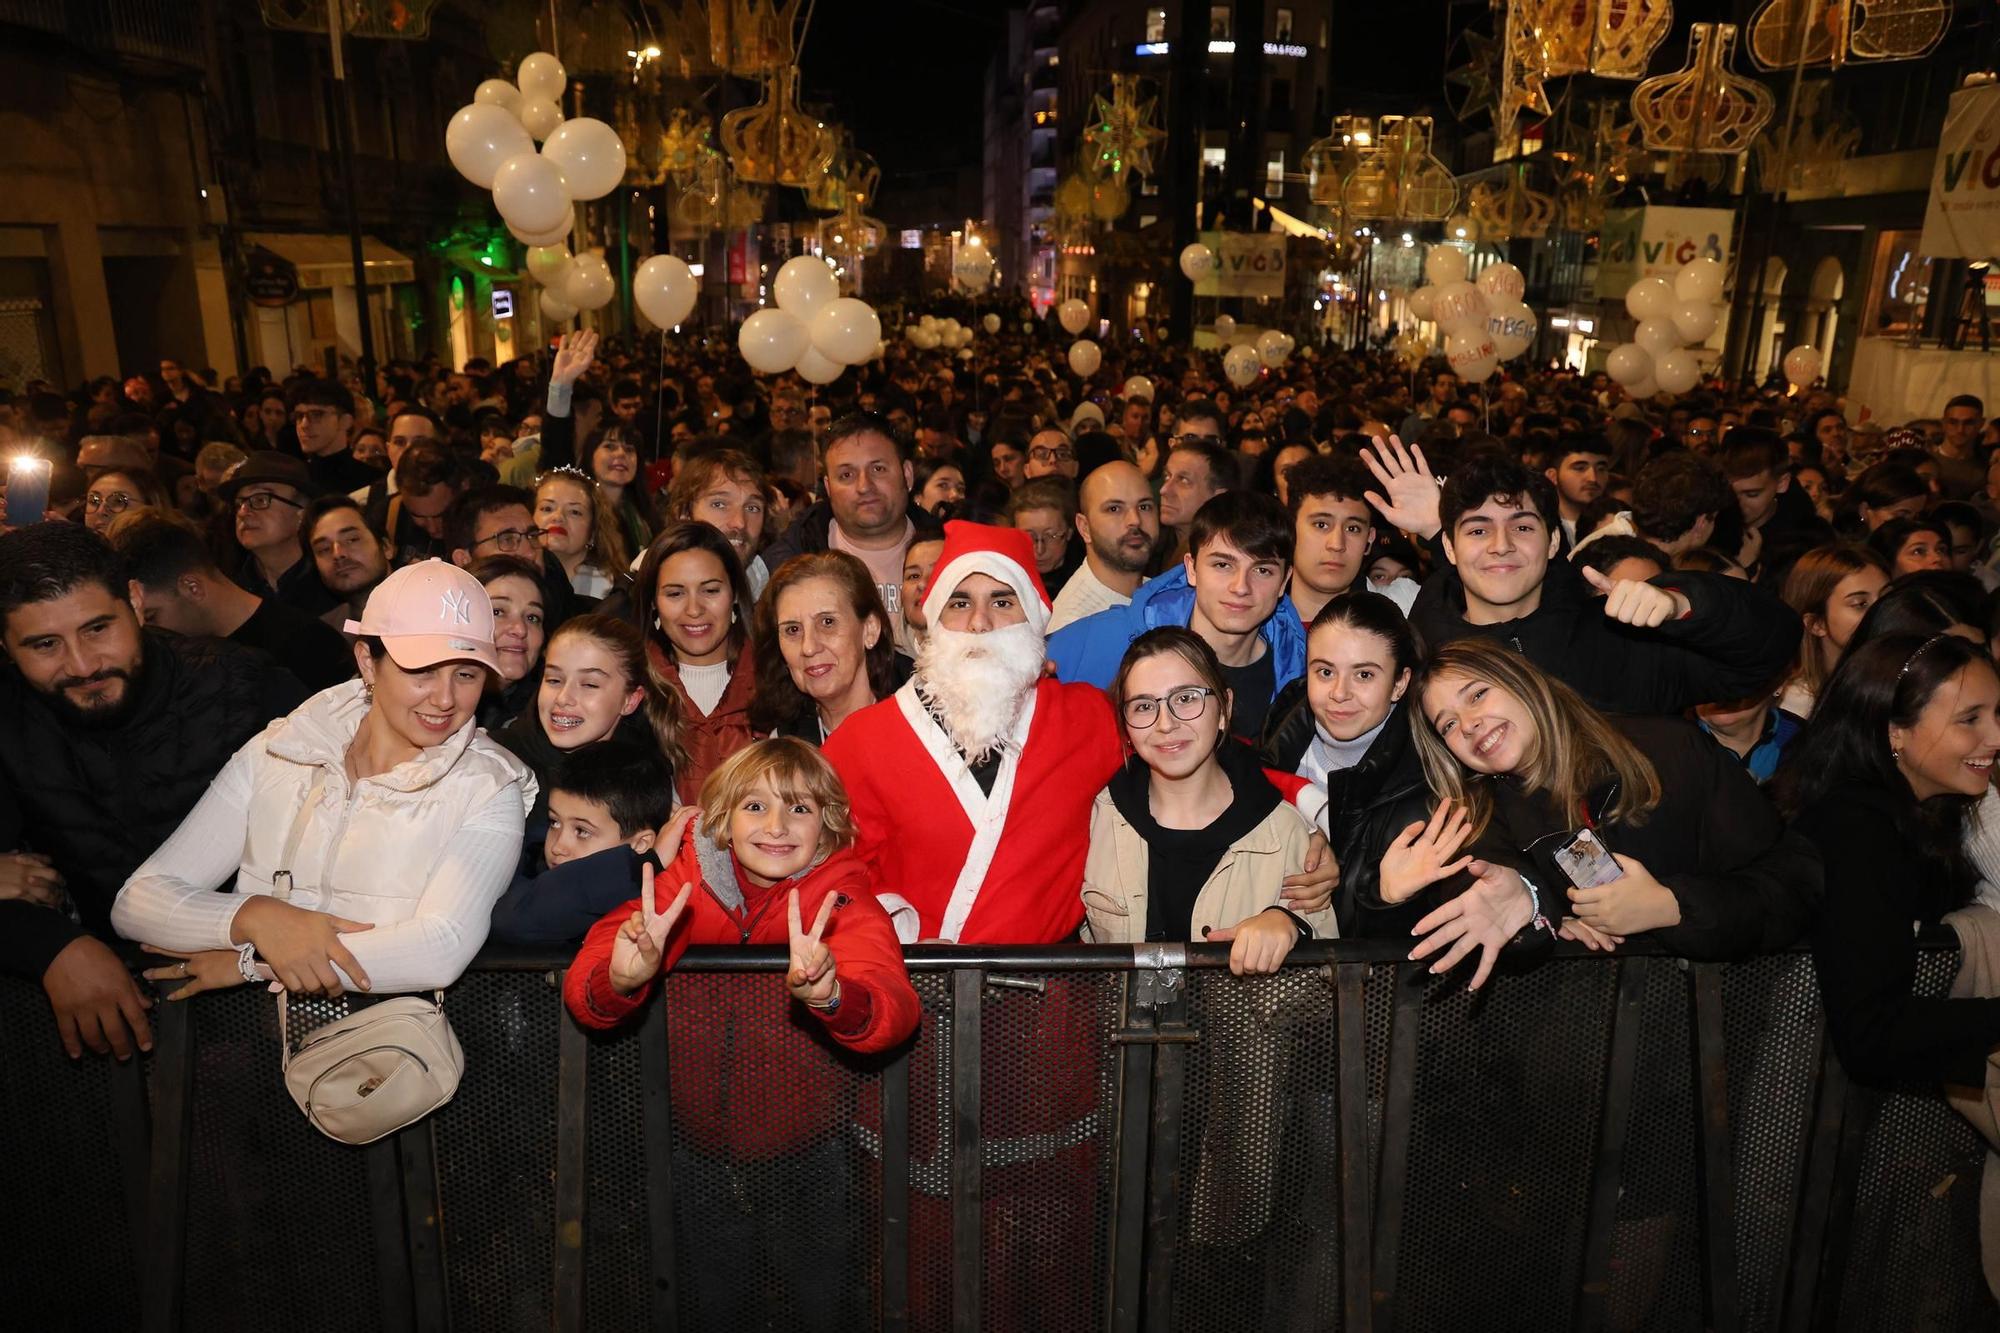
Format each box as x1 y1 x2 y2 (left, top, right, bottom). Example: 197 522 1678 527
646 638 761 805
564 824 920 1158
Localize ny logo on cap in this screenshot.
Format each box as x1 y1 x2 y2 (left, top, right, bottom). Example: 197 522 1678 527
440 588 473 626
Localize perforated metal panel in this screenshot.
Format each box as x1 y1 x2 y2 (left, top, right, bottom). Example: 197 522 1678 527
181 988 381 1331
657 969 886 1331
1388 957 1618 1331
0 977 141 1326
582 1002 650 1328
1723 951 1825 1330
1607 958 1701 1329
431 970 561 1330
977 973 1122 1333
1168 967 1343 1331
904 970 954 1332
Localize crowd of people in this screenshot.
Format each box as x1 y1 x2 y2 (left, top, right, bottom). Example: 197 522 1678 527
6 310 2000 1277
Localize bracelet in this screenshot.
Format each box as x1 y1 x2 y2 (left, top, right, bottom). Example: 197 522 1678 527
236 942 261 985
804 980 842 1014
1518 872 1556 937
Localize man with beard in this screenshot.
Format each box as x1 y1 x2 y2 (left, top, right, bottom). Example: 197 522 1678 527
0 524 304 1058
1048 461 1159 632
303 496 391 633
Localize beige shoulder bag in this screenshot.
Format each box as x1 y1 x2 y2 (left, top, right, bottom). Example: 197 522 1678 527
270 776 465 1146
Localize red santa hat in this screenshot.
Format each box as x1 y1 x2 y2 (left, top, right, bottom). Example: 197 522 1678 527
920 520 1053 636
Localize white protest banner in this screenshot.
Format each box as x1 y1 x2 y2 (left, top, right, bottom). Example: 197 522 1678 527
1194 231 1286 298
1594 207 1734 299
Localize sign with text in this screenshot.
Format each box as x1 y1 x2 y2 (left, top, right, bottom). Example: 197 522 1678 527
243 247 299 308
491 288 513 320
1921 82 2000 259
1593 207 1734 298
1194 230 1286 298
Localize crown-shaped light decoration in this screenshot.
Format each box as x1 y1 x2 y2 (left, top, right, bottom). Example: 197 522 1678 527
707 0 803 76
1342 115 1458 222
1746 0 1948 71
675 152 767 232
660 107 714 180
1080 74 1166 185
1753 80 1860 193
1496 0 1673 155
721 65 835 187
1467 166 1558 242
1630 23 1775 157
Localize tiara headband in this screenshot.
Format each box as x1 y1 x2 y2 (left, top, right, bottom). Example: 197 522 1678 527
540 464 595 487
1898 631 1954 680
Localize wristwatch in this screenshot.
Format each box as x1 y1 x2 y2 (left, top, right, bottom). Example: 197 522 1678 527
235 942 261 985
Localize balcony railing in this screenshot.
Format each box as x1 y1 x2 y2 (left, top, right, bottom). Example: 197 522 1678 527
0 0 205 68
2 939 1991 1330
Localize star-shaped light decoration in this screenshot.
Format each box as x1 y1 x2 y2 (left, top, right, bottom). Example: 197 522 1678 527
1445 27 1500 124
1080 74 1166 186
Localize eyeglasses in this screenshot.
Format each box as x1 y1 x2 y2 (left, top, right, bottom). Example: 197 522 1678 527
474 527 545 553
1173 433 1224 448
235 490 303 512
85 491 137 514
1024 528 1067 550
1029 446 1075 464
292 407 337 425
1122 686 1217 729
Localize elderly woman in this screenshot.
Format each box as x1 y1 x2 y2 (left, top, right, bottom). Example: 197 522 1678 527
111 560 535 997
750 551 912 744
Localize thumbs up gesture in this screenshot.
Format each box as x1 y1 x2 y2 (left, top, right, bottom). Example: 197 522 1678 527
1580 564 1690 628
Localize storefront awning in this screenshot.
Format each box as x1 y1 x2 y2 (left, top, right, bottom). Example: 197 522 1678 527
243 232 415 289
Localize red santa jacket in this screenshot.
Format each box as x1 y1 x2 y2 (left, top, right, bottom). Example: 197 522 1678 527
564 823 920 1158
823 676 1125 945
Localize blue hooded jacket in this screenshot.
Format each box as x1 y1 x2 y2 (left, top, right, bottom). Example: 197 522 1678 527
1046 565 1308 699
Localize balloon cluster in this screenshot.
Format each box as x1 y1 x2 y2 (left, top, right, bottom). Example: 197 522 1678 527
738 257 882 384
1221 329 1294 387
1404 247 1536 384
906 314 977 356
445 54 628 321
1603 258 1725 398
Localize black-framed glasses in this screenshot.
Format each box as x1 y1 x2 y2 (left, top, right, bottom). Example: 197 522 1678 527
1122 686 1217 729
1029 446 1075 464
85 491 137 514
1173 433 1224 448
235 491 303 512
292 407 337 425
474 526 546 553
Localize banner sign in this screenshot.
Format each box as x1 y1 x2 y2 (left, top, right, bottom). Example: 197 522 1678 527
244 247 299 308
1920 83 2000 259
1195 231 1286 298
1593 207 1733 299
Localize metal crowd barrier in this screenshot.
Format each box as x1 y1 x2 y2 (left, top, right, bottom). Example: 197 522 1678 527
2 939 1997 1332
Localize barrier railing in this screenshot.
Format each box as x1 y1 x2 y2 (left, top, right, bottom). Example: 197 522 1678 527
1 939 1994 1331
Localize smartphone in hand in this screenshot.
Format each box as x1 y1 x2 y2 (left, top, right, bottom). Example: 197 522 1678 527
4 456 51 527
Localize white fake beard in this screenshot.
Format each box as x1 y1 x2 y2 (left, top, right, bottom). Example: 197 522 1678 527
914 622 1046 764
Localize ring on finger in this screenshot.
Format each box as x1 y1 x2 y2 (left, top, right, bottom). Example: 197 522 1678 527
177 960 189 977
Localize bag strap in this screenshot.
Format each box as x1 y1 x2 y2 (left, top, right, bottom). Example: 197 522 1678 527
271 775 329 903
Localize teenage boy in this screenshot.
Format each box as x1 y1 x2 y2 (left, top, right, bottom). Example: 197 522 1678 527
1544 434 1611 551
1284 454 1419 623
1049 491 1304 740
1362 438 1802 714
488 743 678 945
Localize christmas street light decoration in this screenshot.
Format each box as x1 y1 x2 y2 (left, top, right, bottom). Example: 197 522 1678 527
660 107 715 180
256 0 437 37
721 65 835 187
1551 100 1644 233
1752 81 1859 193
1496 0 1673 155
1745 0 1948 71
1444 28 1501 124
1466 165 1558 242
1080 74 1166 185
1630 23 1775 157
707 0 804 76
1341 115 1458 223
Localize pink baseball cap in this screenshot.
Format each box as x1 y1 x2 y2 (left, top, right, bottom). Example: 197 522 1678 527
344 559 503 674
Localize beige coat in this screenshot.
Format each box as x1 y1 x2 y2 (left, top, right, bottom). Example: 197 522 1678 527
1080 786 1335 943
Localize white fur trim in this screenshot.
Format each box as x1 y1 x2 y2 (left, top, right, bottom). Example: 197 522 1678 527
921 551 1050 636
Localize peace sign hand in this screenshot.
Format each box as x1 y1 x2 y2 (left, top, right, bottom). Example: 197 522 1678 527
1358 434 1443 540
608 863 694 996
787 889 841 1009
1378 800 1477 904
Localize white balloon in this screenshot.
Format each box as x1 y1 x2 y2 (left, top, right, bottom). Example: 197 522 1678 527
1022 320 1035 333
507 208 574 247
920 314 939 331
633 255 698 329
562 252 614 311
1626 378 1659 400
517 97 565 142
1405 286 1436 322
1123 375 1154 401
1058 298 1091 336
1475 262 1525 304
810 297 882 365
1605 343 1654 386
1625 276 1676 322
951 326 974 348
1654 348 1701 395
982 313 1002 334
1424 246 1469 286
1069 339 1102 377
1485 300 1536 360
1671 300 1720 344
1256 329 1293 369
1444 328 1498 382
1223 344 1261 387
1674 257 1726 304
1213 314 1237 339
906 325 940 350
445 103 535 189
795 346 845 385
517 51 567 102
474 79 521 115
1430 281 1489 335
1179 242 1217 282
525 244 572 287
772 256 839 321
952 249 994 290
540 118 626 201
958 348 975 361
739 307 810 374
1635 318 1681 359
492 153 572 235
539 289 578 323
1783 345 1822 387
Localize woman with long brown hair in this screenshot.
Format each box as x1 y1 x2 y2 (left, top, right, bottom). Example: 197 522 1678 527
636 521 760 802
1398 639 1819 977
1777 543 1889 717
749 552 912 744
